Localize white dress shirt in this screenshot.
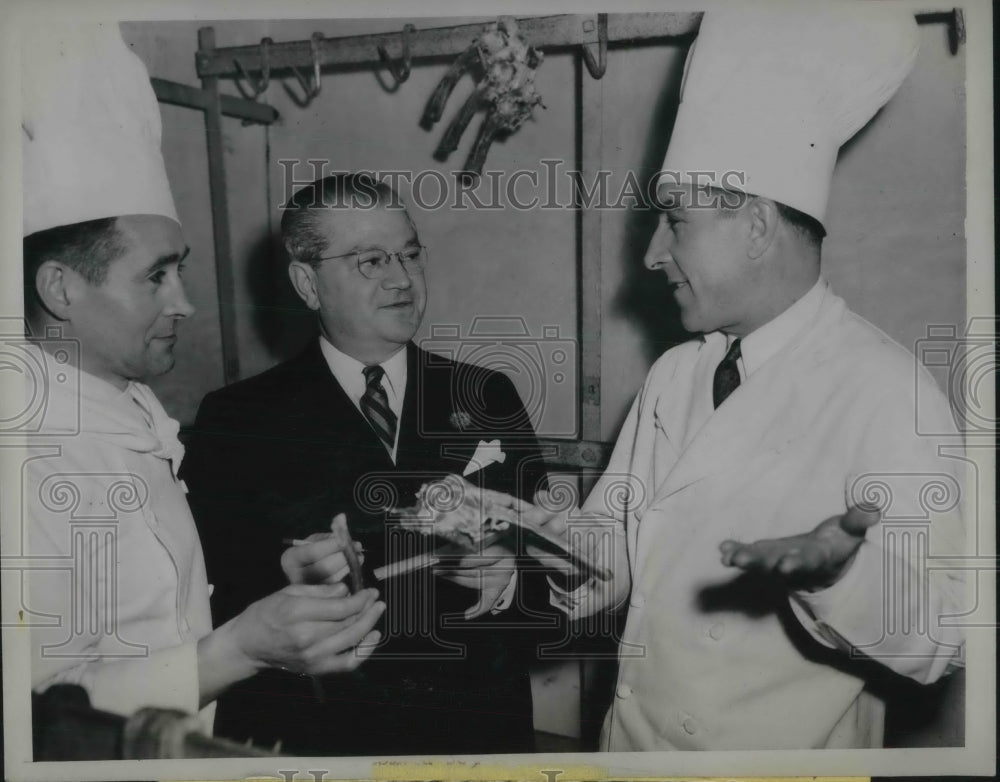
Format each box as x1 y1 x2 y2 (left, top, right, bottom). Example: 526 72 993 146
319 336 407 462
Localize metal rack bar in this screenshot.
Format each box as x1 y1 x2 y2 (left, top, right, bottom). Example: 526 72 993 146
196 10 960 79
537 437 612 471
196 13 703 78
151 77 278 125
198 27 241 385
579 59 603 443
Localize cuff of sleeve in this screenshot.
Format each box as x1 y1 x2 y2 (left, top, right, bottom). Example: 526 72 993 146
789 541 875 650
546 574 597 615
198 701 217 736
86 641 202 718
490 571 519 614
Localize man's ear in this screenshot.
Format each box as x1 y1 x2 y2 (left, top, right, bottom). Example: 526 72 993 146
288 261 320 310
747 197 780 260
34 261 75 320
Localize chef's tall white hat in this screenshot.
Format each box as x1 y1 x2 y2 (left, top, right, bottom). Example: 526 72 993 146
22 24 179 236
660 3 919 226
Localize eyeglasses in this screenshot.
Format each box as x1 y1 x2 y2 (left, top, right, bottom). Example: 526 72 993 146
316 245 428 280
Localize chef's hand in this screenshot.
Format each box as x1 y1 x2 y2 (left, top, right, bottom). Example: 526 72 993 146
235 583 384 673
719 504 881 592
438 541 519 620
281 515 365 585
527 488 579 536
198 583 385 706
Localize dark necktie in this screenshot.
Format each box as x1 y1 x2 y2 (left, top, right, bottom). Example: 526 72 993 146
712 338 743 409
360 365 398 453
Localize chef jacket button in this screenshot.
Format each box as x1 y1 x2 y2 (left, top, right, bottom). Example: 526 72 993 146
630 592 646 609
682 717 697 735
708 622 725 640
616 683 633 699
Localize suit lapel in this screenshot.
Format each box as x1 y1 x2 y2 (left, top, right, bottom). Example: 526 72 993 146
397 344 468 475
296 339 396 469
399 344 499 482
395 343 422 469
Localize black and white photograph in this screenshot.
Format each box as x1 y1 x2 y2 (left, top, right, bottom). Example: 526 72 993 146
1 0 994 780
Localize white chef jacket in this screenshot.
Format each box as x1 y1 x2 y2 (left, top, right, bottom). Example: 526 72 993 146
559 281 966 750
24 349 214 729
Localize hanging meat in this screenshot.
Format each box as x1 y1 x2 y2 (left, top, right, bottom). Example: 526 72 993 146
422 17 544 181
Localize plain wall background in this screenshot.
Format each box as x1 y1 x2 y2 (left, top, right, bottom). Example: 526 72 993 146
120 15 967 742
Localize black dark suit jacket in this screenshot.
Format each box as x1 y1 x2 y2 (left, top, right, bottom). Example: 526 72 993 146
182 341 559 756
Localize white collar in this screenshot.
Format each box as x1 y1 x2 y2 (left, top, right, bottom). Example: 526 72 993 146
34 344 185 477
730 278 828 379
318 336 407 414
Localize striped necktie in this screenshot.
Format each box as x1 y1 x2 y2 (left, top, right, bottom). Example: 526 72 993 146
360 365 397 453
712 338 742 409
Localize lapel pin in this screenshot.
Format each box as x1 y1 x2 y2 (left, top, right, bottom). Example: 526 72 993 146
449 410 473 430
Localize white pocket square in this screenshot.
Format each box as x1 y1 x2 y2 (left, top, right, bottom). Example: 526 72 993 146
462 439 506 477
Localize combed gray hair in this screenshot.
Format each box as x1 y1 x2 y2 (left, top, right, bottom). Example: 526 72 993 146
280 173 403 267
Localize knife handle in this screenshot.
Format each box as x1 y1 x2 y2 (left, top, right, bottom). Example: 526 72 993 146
373 550 442 582
331 514 366 594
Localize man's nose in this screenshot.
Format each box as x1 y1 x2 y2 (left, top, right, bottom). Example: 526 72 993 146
166 279 196 318
644 222 673 271
381 254 413 289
